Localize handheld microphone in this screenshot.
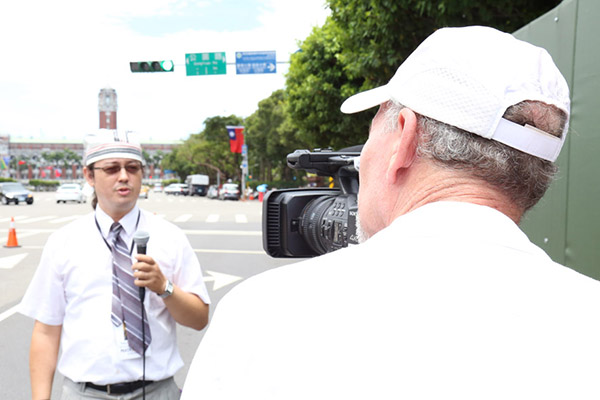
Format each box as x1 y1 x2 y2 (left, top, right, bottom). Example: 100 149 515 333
133 230 150 300
133 230 150 397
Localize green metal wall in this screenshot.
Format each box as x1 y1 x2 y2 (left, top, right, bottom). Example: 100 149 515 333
515 0 600 280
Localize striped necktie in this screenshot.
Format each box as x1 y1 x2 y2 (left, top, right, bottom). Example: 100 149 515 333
109 222 151 355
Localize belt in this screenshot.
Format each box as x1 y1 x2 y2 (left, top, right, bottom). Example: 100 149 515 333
85 380 153 395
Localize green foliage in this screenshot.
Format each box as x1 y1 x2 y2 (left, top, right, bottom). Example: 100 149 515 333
151 150 165 166
142 150 152 165
167 91 307 185
0 177 16 183
245 90 306 182
330 0 562 86
162 115 245 182
168 1 562 181
29 179 60 189
284 0 561 151
41 149 82 166
286 20 372 150
162 150 193 181
161 178 180 186
37 149 82 180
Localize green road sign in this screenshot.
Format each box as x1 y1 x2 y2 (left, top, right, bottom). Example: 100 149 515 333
185 52 226 76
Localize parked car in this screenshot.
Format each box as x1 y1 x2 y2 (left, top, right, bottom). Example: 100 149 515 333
164 183 188 195
139 185 150 199
206 185 219 199
55 183 85 203
153 183 163 193
219 183 240 200
0 182 34 205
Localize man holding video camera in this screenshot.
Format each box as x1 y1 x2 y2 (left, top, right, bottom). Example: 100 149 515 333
182 26 600 399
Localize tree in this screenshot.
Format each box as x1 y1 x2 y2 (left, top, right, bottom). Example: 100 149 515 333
142 150 152 166
330 0 562 85
41 151 63 166
286 20 372 150
245 90 305 182
162 115 246 183
152 150 165 167
41 151 65 178
9 155 30 179
167 1 563 186
162 148 193 181
285 0 562 151
199 115 246 182
61 148 81 179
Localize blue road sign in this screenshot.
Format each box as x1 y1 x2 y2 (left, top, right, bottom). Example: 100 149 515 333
236 51 276 74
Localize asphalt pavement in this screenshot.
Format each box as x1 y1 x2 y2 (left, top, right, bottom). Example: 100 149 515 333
0 190 296 399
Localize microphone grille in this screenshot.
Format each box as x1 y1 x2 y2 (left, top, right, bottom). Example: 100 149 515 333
133 230 150 245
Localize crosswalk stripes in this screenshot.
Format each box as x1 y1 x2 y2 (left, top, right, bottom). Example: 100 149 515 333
18 216 58 224
206 214 219 223
174 214 192 222
0 216 28 223
50 215 82 224
0 216 25 223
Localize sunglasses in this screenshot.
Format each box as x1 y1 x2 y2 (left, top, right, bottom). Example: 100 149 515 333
93 163 142 175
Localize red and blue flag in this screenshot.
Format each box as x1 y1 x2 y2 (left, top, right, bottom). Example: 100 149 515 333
226 126 244 153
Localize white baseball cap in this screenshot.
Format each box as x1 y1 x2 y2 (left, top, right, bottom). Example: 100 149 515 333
341 26 570 162
84 130 145 166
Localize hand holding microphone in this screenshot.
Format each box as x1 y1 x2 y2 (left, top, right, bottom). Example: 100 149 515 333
133 231 171 300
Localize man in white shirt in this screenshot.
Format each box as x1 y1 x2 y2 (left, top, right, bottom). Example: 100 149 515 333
21 131 210 399
181 26 600 399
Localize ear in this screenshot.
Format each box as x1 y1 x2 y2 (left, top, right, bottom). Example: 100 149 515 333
83 166 95 187
385 108 419 184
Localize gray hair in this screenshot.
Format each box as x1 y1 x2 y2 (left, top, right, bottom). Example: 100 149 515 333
383 100 567 212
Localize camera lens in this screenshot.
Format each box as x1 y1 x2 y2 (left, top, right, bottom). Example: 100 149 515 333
298 196 336 255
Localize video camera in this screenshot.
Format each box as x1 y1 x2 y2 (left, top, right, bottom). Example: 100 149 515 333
262 146 362 258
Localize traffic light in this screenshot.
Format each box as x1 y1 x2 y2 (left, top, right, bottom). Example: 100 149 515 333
130 60 174 73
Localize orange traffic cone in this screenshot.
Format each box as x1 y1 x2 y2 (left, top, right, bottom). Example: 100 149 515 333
4 217 20 248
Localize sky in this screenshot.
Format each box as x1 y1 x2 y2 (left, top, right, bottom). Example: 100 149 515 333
0 0 330 143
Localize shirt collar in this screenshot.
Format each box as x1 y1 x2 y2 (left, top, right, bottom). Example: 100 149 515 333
388 201 528 247
95 204 140 241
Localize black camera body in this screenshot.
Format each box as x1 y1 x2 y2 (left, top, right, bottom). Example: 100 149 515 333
262 147 361 258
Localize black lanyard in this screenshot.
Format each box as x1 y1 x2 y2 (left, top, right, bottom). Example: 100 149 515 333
94 210 141 256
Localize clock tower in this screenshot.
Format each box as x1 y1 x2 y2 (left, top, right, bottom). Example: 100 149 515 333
98 87 117 129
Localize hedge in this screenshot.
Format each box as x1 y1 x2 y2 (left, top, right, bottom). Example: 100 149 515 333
29 180 60 190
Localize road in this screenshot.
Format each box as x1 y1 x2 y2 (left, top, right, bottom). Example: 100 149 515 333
0 190 298 399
